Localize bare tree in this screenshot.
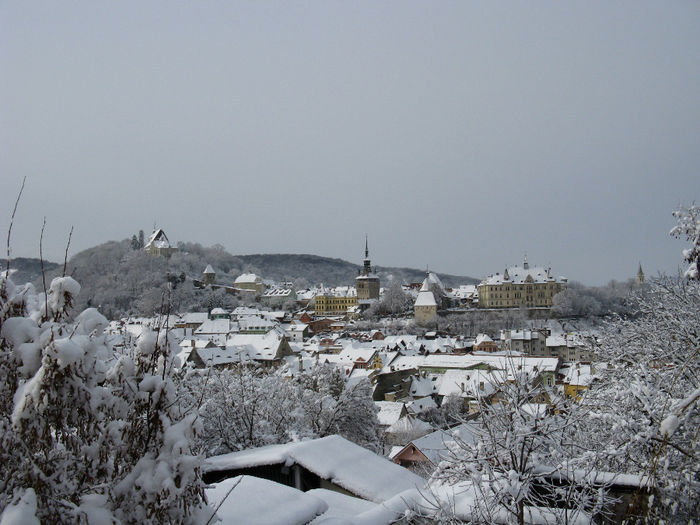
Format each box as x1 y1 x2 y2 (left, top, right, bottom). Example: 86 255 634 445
433 361 614 524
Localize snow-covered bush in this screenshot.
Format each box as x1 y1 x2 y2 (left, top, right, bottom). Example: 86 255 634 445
671 203 700 280
0 274 208 523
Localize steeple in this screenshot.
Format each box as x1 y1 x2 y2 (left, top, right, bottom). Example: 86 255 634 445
356 235 380 302
363 235 372 275
636 262 645 285
523 253 529 270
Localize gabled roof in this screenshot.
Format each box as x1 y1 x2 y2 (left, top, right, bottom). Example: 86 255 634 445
144 229 171 249
395 423 480 467
375 401 407 427
225 328 287 361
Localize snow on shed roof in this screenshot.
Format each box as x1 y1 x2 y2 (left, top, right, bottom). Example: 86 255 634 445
203 435 426 503
307 488 378 523
205 475 328 525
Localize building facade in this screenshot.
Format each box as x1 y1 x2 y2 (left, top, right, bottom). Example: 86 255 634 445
477 257 566 309
314 288 358 316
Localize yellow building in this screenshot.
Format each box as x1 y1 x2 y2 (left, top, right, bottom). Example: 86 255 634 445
478 257 566 309
314 287 358 316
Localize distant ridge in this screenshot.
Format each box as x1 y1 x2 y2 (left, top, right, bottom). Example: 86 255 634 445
4 257 60 286
233 253 478 288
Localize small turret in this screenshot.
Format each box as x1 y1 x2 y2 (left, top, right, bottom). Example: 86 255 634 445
203 264 216 285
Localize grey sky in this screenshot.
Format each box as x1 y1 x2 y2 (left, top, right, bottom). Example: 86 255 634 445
1 1 698 285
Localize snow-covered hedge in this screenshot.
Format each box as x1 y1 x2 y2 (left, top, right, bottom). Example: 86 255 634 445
0 274 209 523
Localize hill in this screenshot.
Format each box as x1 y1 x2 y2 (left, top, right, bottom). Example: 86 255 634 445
4 257 60 286
235 253 478 288
16 241 477 318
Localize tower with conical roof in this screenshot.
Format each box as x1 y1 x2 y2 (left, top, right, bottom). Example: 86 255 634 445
414 273 438 326
203 264 216 285
356 236 380 302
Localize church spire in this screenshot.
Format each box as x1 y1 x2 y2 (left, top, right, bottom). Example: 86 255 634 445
363 235 372 275
637 262 645 285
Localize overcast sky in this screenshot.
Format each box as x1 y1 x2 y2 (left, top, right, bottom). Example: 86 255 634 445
1 1 698 285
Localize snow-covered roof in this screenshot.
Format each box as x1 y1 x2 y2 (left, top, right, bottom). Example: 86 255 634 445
421 354 560 375
415 289 437 307
438 369 498 398
144 229 171 249
205 475 328 525
194 347 242 367
237 316 276 331
387 416 433 437
407 429 456 466
307 488 378 523
225 329 287 361
375 401 406 426
409 375 441 397
451 285 478 298
178 337 216 349
481 261 566 285
234 273 261 284
178 312 208 325
203 264 215 274
194 319 235 335
475 333 494 345
406 396 437 414
203 435 426 503
562 364 595 386
262 287 294 298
